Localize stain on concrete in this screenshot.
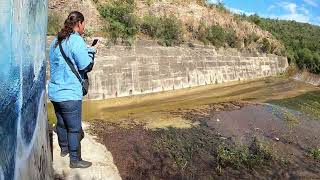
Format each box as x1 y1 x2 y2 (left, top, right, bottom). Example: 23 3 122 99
86 40 288 100
46 38 288 100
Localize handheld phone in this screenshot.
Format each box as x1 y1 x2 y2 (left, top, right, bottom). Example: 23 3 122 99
91 39 99 47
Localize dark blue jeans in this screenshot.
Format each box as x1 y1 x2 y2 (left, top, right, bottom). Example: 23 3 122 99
52 100 83 161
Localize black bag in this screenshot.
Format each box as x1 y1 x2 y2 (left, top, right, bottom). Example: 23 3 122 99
58 42 89 96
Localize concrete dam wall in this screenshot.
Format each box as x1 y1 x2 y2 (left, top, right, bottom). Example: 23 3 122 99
0 0 52 179
85 40 288 100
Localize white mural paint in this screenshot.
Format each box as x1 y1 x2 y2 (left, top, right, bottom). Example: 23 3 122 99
14 91 52 180
0 166 4 180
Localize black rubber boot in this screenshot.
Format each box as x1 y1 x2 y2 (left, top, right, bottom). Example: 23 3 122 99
70 160 92 168
69 132 92 168
60 149 69 157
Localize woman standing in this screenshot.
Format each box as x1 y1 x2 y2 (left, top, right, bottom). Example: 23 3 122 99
48 11 94 168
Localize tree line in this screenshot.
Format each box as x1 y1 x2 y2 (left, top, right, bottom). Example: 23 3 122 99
243 14 320 74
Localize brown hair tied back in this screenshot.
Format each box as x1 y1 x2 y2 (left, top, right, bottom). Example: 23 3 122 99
56 11 84 47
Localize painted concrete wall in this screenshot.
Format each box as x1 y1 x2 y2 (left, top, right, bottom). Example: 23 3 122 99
80 40 288 100
0 0 52 180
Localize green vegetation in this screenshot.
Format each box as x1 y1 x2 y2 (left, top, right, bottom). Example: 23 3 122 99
205 1 229 13
47 13 62 35
215 2 229 13
268 91 320 120
309 148 320 161
200 25 226 47
99 0 138 45
244 14 320 73
141 15 183 46
261 38 274 54
99 0 183 46
244 33 259 47
270 106 300 129
217 138 274 169
195 22 240 48
155 126 275 174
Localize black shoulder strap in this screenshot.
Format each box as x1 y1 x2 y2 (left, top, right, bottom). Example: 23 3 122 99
58 42 83 84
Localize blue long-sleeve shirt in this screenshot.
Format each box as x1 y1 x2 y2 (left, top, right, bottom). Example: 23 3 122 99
48 32 92 102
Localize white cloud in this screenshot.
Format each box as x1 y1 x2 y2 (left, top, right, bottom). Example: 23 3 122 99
279 2 298 14
303 0 318 7
207 0 223 4
267 5 276 11
228 7 255 16
300 7 310 15
266 2 313 24
278 13 310 23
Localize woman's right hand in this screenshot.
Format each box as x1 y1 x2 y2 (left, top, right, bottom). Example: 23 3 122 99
87 47 96 62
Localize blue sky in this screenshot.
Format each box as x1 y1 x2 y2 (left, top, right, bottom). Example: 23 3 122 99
208 0 320 25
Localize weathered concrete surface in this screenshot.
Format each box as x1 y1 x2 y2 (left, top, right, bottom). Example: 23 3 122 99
294 71 320 86
46 38 288 100
85 40 288 100
53 123 122 180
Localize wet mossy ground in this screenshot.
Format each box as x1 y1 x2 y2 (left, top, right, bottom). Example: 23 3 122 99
91 120 286 179
268 91 320 120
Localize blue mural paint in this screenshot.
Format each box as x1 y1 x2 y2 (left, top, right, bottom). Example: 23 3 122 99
0 0 52 179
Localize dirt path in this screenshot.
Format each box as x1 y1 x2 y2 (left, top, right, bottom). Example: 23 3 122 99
53 123 122 180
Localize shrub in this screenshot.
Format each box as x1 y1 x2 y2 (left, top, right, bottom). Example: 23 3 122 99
140 15 184 46
248 14 261 25
99 0 138 45
207 25 226 48
244 33 259 47
47 13 62 36
312 52 320 73
217 138 274 169
140 15 161 38
292 49 320 73
286 48 296 65
261 38 272 53
215 2 228 13
195 22 210 45
297 48 313 70
194 23 240 48
225 29 239 48
310 148 320 161
296 48 320 73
